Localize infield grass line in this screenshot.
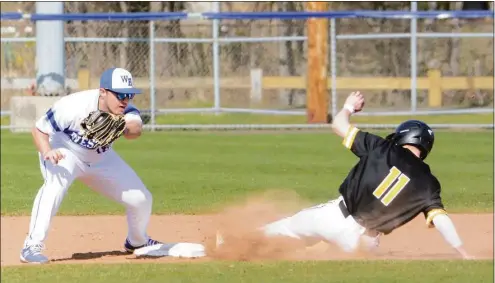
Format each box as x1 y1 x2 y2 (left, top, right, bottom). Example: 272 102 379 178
1 131 493 216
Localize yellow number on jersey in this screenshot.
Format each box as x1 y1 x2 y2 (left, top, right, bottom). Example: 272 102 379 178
373 166 410 206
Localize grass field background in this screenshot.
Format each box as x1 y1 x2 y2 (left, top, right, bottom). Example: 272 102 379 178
1 112 494 126
1 113 493 282
2 261 494 283
151 112 495 125
1 130 493 215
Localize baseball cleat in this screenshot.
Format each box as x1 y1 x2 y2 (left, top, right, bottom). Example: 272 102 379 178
124 238 163 253
20 243 49 264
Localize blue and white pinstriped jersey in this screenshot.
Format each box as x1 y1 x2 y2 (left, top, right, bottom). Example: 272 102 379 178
35 89 142 163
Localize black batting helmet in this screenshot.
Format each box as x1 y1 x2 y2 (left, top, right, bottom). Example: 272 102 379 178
386 120 435 160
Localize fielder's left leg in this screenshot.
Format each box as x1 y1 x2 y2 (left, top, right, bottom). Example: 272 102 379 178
79 149 160 252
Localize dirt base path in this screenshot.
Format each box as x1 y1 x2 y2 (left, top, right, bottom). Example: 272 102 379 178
1 211 492 267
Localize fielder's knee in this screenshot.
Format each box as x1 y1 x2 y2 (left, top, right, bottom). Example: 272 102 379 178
122 187 152 209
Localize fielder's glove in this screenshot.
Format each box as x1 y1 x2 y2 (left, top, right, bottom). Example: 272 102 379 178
80 110 126 148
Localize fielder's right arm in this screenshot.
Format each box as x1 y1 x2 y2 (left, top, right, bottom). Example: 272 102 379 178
34 100 70 164
31 127 64 164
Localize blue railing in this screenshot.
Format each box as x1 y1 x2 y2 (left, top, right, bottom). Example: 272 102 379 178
2 10 493 21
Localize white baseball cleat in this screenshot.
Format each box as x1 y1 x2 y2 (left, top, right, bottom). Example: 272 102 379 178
124 238 163 253
20 243 49 264
133 242 206 258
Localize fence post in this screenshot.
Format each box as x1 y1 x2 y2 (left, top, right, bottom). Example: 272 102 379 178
427 69 442 107
306 2 329 123
212 2 221 114
410 1 418 112
330 18 337 121
35 2 65 96
149 20 156 131
250 68 263 105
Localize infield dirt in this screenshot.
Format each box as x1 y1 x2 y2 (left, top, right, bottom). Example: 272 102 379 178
1 192 493 266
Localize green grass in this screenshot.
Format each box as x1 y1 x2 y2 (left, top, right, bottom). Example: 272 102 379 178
1 115 9 125
1 124 493 282
151 113 494 125
1 130 493 216
1 112 493 125
1 260 494 283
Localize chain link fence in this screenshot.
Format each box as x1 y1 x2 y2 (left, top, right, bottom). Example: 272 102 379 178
416 18 494 109
65 21 152 110
333 17 494 112
1 19 36 109
1 6 494 124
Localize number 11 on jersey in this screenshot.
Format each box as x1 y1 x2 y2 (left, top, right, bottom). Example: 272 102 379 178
373 166 410 206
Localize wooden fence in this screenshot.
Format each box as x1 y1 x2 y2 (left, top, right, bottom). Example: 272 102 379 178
77 69 494 108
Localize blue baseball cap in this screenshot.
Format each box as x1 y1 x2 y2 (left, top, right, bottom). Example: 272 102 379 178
99 67 142 94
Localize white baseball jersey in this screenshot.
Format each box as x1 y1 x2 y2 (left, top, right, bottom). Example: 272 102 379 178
35 89 142 163
23 68 155 260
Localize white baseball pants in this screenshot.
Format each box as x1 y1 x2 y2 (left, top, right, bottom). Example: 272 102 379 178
24 147 153 248
261 196 379 252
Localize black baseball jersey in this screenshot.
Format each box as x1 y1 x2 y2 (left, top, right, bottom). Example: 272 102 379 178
338 126 447 235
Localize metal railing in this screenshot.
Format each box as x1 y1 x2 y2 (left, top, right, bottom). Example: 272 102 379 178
1 7 494 130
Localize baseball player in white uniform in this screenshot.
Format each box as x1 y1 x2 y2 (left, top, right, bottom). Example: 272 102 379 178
20 67 162 264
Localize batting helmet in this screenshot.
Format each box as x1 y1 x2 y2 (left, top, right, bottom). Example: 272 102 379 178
386 120 435 160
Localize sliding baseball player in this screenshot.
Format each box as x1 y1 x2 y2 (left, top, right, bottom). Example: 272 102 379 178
250 92 473 259
259 91 473 259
